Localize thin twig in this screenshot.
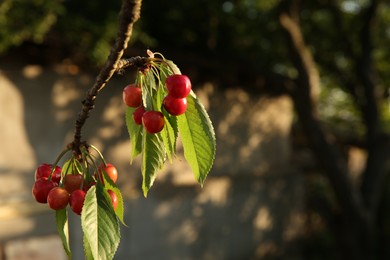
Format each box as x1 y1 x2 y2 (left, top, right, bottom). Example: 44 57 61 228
116 56 149 72
71 0 142 156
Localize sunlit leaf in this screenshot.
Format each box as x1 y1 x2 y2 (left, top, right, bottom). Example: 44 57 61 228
81 185 120 260
61 159 73 179
177 93 216 185
161 109 178 163
83 232 93 260
141 130 165 197
72 159 83 174
162 60 181 75
156 79 166 111
140 71 157 110
125 107 143 163
55 208 71 258
101 170 126 226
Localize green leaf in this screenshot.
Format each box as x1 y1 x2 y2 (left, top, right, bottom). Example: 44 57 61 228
140 71 157 110
161 109 178 163
81 185 120 260
125 107 143 163
61 158 82 180
163 60 181 75
61 159 73 179
158 60 179 83
156 81 177 163
142 130 165 197
177 93 216 185
156 79 166 111
72 159 83 174
56 209 71 258
101 170 126 226
83 232 93 260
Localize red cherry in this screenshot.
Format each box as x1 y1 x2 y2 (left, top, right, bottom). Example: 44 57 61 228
142 111 165 134
107 190 118 210
97 163 118 184
165 74 191 98
70 189 86 215
163 95 187 115
123 84 142 107
47 187 69 210
83 181 96 192
64 174 83 194
32 178 58 203
132 106 145 125
35 164 62 183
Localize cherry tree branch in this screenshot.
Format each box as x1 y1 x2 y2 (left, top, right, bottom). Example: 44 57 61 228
70 0 142 156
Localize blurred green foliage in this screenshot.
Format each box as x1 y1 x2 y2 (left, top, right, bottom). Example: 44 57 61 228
55 0 122 64
1 0 389 132
0 0 63 53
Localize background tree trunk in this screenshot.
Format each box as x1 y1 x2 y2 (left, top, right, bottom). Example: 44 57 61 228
278 0 389 258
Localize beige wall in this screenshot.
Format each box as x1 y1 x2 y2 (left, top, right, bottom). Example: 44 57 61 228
0 61 303 259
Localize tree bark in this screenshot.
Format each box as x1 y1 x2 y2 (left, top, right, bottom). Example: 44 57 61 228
279 1 374 259
71 0 142 156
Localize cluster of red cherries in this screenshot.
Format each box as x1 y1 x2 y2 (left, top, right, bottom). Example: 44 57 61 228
32 163 118 215
123 74 192 133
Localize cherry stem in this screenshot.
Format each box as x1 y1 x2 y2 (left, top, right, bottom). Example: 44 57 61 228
89 145 107 167
85 153 104 184
80 148 90 190
49 147 72 181
150 58 177 75
61 158 73 185
71 0 143 157
116 56 150 72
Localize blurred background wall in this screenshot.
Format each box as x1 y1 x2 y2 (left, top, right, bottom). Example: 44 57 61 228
0 60 303 259
0 59 304 259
